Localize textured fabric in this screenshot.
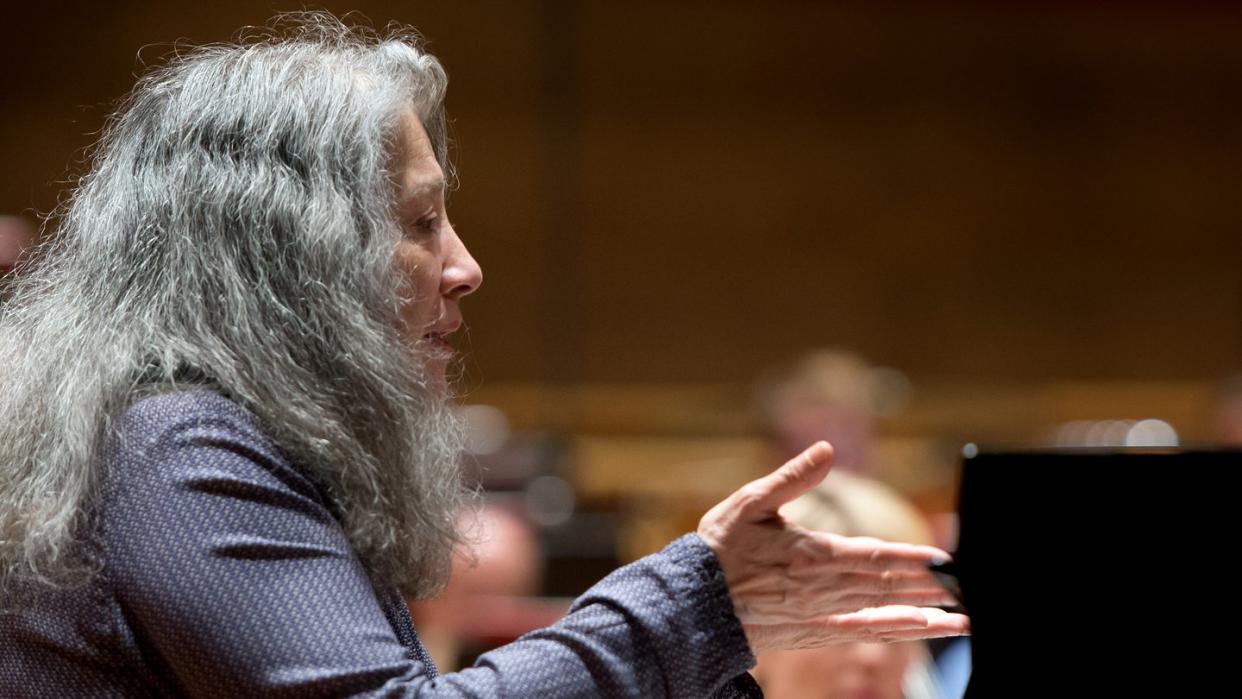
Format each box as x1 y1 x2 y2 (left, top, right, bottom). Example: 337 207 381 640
0 391 759 697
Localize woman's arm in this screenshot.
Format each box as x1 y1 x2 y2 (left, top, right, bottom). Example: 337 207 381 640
104 392 754 697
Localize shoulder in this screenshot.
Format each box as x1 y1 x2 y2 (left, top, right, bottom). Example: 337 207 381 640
113 389 266 451
101 389 328 513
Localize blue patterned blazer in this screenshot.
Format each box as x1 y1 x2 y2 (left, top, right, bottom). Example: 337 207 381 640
0 391 760 697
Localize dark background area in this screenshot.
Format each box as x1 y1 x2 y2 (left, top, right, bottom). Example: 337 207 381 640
6 1 1240 388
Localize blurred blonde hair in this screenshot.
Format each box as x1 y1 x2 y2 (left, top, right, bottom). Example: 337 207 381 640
780 471 933 545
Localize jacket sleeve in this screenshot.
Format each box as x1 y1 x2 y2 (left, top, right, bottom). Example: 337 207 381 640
103 393 757 698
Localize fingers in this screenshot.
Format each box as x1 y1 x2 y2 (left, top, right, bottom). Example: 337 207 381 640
795 568 954 603
737 441 834 517
824 606 971 641
741 579 957 624
747 607 970 651
828 585 960 611
809 532 952 572
828 570 946 594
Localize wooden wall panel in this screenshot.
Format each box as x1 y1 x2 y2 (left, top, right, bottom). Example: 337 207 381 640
4 1 1240 388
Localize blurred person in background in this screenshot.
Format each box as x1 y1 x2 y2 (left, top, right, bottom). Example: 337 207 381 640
1210 374 1242 446
758 351 971 698
0 14 967 697
406 501 569 671
0 215 37 299
758 349 909 476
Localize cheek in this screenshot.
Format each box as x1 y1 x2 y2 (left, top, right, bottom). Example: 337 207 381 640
394 244 442 328
406 262 439 300
396 241 441 288
887 644 917 675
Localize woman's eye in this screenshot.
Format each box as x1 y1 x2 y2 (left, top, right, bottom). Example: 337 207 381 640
414 216 439 234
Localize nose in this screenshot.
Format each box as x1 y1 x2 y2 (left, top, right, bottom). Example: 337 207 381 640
441 222 482 300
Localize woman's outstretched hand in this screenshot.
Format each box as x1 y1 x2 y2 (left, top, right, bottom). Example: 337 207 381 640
697 441 970 652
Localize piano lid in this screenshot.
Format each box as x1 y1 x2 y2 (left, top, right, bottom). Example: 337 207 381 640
951 448 1241 696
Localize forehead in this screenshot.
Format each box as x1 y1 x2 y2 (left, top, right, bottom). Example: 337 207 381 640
393 109 444 199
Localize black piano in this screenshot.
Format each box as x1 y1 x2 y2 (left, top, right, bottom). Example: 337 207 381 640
946 449 1240 696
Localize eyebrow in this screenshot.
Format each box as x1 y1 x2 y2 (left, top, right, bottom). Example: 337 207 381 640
407 177 447 200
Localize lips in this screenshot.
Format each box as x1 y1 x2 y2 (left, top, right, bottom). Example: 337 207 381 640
419 313 461 360
421 320 461 361
423 331 453 354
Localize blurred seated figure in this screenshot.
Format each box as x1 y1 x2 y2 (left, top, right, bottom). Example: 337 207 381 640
1210 374 1242 446
758 349 908 476
406 501 569 671
754 472 948 699
0 215 36 297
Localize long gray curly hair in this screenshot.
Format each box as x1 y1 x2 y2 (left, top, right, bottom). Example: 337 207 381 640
0 13 469 602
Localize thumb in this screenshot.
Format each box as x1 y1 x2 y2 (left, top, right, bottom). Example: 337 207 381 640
741 441 834 517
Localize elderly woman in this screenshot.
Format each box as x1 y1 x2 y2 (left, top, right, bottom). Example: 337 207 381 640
0 15 966 697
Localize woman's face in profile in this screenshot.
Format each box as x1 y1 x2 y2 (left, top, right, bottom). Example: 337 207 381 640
390 109 483 387
756 641 917 699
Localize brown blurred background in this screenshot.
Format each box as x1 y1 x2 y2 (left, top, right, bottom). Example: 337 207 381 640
4 2 1242 586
